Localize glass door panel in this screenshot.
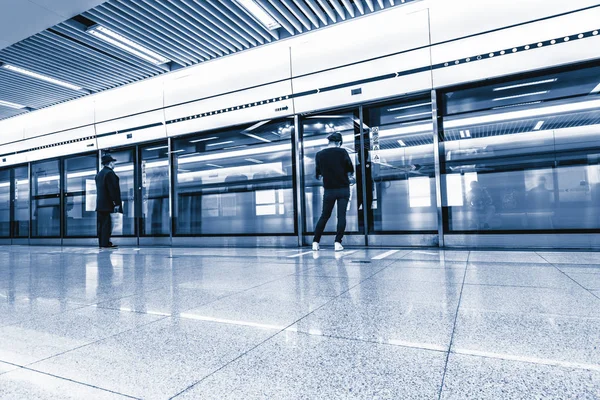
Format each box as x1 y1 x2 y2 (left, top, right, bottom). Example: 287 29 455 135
362 98 438 232
108 150 136 236
32 160 61 237
13 166 29 238
64 154 98 237
140 142 170 236
173 118 295 235
0 169 9 237
302 110 361 235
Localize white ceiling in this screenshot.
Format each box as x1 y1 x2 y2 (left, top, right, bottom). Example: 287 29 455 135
0 0 108 50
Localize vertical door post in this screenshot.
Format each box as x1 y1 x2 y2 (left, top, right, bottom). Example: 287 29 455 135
432 90 445 247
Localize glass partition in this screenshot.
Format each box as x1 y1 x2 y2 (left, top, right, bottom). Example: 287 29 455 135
302 111 361 235
64 154 98 237
362 97 437 232
173 118 295 235
442 65 600 232
0 169 9 237
108 149 136 236
140 142 170 236
32 160 61 237
13 166 29 238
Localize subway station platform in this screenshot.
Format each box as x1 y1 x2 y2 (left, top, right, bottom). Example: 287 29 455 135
0 245 599 399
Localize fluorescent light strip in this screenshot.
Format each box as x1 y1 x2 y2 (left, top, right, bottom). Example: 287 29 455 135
235 0 281 30
492 91 548 102
243 132 271 143
397 140 406 146
592 83 600 94
189 137 218 143
206 141 234 147
446 98 600 128
0 182 10 188
67 170 96 179
388 102 431 112
206 163 223 168
533 121 545 130
492 101 542 110
0 99 26 109
144 145 169 151
179 143 291 164
493 78 557 91
394 111 432 119
245 158 263 164
87 25 170 65
2 64 82 91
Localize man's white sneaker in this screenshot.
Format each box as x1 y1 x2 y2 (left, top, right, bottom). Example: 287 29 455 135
312 242 320 251
334 242 344 252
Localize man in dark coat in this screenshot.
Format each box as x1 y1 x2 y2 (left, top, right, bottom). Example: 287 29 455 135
95 154 123 248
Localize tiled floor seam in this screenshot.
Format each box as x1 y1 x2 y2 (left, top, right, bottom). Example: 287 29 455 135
436 251 471 400
536 252 600 301
167 253 411 400
1 364 142 399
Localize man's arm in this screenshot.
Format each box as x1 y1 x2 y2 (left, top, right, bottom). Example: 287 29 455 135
315 152 322 180
106 171 123 211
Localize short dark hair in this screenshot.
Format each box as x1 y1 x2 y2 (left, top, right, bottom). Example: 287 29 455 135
327 132 343 143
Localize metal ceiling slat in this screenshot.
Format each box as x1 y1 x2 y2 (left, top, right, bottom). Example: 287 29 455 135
35 31 154 82
316 0 337 23
153 0 241 53
341 0 356 17
1 45 109 92
214 0 276 42
189 0 259 46
305 0 329 25
354 0 365 15
255 0 295 35
54 24 167 77
282 1 314 31
32 32 147 85
84 9 201 65
377 0 385 8
290 0 320 28
135 0 232 56
365 0 376 12
327 0 347 20
86 8 201 65
265 0 304 33
112 0 224 58
1 42 107 91
176 0 252 50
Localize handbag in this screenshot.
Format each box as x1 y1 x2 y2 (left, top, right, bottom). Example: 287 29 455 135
110 212 123 236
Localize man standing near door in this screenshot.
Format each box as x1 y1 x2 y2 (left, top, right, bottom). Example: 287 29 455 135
95 154 122 248
312 132 355 251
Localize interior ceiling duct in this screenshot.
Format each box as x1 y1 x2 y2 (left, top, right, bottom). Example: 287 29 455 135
0 0 415 121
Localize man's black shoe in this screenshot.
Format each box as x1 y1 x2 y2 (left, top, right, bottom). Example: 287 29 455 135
100 244 119 249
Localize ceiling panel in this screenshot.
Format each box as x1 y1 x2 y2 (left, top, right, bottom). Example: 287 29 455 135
0 0 418 122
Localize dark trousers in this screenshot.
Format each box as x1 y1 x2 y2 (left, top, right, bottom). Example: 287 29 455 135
97 211 112 247
313 187 350 244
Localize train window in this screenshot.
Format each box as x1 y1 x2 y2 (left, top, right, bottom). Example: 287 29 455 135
173 118 295 235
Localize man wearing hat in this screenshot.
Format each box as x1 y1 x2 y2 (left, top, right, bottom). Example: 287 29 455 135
95 154 123 248
312 132 355 252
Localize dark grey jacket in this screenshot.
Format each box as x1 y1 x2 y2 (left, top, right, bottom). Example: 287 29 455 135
95 166 123 212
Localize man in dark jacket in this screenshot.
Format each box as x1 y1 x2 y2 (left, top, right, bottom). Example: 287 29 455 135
312 132 355 252
95 154 122 248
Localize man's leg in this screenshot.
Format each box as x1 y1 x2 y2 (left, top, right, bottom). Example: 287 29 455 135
312 190 336 243
98 212 111 247
335 191 350 244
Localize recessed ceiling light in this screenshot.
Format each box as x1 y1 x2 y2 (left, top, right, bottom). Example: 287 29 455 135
235 0 281 30
207 141 234 147
397 140 407 146
492 91 548 102
87 25 170 65
0 99 26 109
493 78 557 91
1 64 82 91
243 132 271 143
533 121 545 130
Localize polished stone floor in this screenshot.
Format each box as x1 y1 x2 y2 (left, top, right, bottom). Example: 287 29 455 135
0 245 599 399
